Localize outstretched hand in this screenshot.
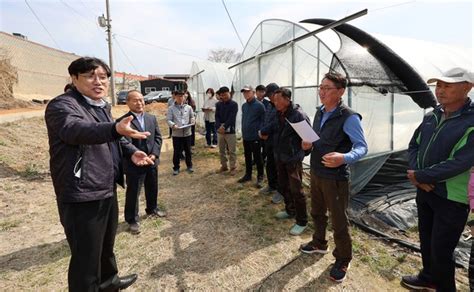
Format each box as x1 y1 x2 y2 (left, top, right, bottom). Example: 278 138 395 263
131 151 154 167
116 115 150 139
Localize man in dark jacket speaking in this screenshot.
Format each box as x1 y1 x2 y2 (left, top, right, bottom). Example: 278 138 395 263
45 57 152 291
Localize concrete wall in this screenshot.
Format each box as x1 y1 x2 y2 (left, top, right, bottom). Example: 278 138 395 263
0 32 79 101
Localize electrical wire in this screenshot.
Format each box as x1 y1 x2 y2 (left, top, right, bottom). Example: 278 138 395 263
221 0 244 48
114 33 206 61
24 0 62 50
112 34 138 73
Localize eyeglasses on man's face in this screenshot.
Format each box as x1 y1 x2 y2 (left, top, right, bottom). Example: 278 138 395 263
79 73 109 83
319 86 340 92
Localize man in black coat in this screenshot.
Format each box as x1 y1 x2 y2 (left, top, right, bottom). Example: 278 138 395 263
45 57 153 292
118 90 164 234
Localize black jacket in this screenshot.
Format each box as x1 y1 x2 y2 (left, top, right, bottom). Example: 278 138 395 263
117 111 162 174
270 103 311 163
45 89 137 203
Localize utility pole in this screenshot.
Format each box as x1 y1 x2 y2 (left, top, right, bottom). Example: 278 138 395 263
99 0 116 105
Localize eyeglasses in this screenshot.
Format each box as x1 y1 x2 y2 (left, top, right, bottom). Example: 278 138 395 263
319 86 340 91
79 73 109 83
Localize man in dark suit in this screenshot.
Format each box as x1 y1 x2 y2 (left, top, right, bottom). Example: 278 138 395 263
118 90 164 234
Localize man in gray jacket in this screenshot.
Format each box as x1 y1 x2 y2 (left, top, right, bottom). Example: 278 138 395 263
167 90 195 175
45 57 152 291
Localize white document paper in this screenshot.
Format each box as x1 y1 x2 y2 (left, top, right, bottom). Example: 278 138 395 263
177 123 195 129
286 119 320 142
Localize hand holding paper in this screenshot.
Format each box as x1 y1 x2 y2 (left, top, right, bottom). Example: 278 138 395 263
285 119 319 142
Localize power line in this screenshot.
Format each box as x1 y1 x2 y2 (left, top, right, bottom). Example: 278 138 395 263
24 0 62 50
58 0 103 36
221 0 244 48
114 33 206 61
112 34 138 73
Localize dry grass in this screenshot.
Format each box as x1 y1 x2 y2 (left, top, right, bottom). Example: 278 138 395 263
0 104 470 291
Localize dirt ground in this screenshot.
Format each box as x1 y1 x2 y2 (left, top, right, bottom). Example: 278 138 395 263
0 103 470 291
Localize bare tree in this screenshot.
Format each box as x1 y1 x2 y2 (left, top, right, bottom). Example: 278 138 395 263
207 48 241 63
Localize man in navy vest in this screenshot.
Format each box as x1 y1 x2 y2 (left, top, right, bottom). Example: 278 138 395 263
300 72 367 283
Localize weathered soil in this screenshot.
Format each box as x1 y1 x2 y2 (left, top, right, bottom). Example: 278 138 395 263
0 104 470 291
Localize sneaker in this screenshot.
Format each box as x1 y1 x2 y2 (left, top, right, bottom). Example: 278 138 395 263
173 169 179 176
147 209 167 218
329 260 351 283
289 224 307 235
237 175 251 183
271 191 284 204
275 210 293 220
216 166 229 173
300 242 329 254
128 222 140 234
211 144 217 148
255 177 264 188
400 275 436 291
259 186 275 194
187 167 194 173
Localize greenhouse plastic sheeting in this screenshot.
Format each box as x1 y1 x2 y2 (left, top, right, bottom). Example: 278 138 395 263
349 151 471 268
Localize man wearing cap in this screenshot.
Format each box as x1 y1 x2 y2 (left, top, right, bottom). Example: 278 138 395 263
238 85 265 187
259 83 284 204
401 67 474 292
215 86 239 175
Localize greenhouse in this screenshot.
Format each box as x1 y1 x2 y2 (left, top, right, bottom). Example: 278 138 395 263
229 18 473 267
187 60 235 126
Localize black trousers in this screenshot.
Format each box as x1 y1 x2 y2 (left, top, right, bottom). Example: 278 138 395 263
205 121 217 146
276 160 307 226
260 138 267 164
124 166 158 224
243 139 263 178
470 239 474 291
265 144 278 190
172 136 192 170
416 190 469 292
190 125 196 146
57 193 119 292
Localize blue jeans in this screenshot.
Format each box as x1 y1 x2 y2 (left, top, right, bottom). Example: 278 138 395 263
205 121 217 145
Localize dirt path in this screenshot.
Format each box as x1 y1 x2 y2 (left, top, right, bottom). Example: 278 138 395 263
0 107 469 291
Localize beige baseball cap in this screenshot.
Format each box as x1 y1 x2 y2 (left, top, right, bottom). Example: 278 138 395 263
427 67 474 84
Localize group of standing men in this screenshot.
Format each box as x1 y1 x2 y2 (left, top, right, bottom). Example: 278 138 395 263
207 73 368 283
44 54 474 290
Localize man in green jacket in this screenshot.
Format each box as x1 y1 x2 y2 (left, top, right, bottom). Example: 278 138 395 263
401 67 474 292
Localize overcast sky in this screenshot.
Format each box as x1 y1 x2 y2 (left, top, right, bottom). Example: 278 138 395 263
0 0 472 76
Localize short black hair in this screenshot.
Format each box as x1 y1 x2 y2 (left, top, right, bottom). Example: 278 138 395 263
256 85 266 91
323 72 347 89
274 88 292 100
217 86 230 94
64 83 74 92
68 57 111 77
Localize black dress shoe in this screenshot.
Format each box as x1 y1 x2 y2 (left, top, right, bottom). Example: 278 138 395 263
237 175 251 183
100 274 138 291
116 274 138 290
